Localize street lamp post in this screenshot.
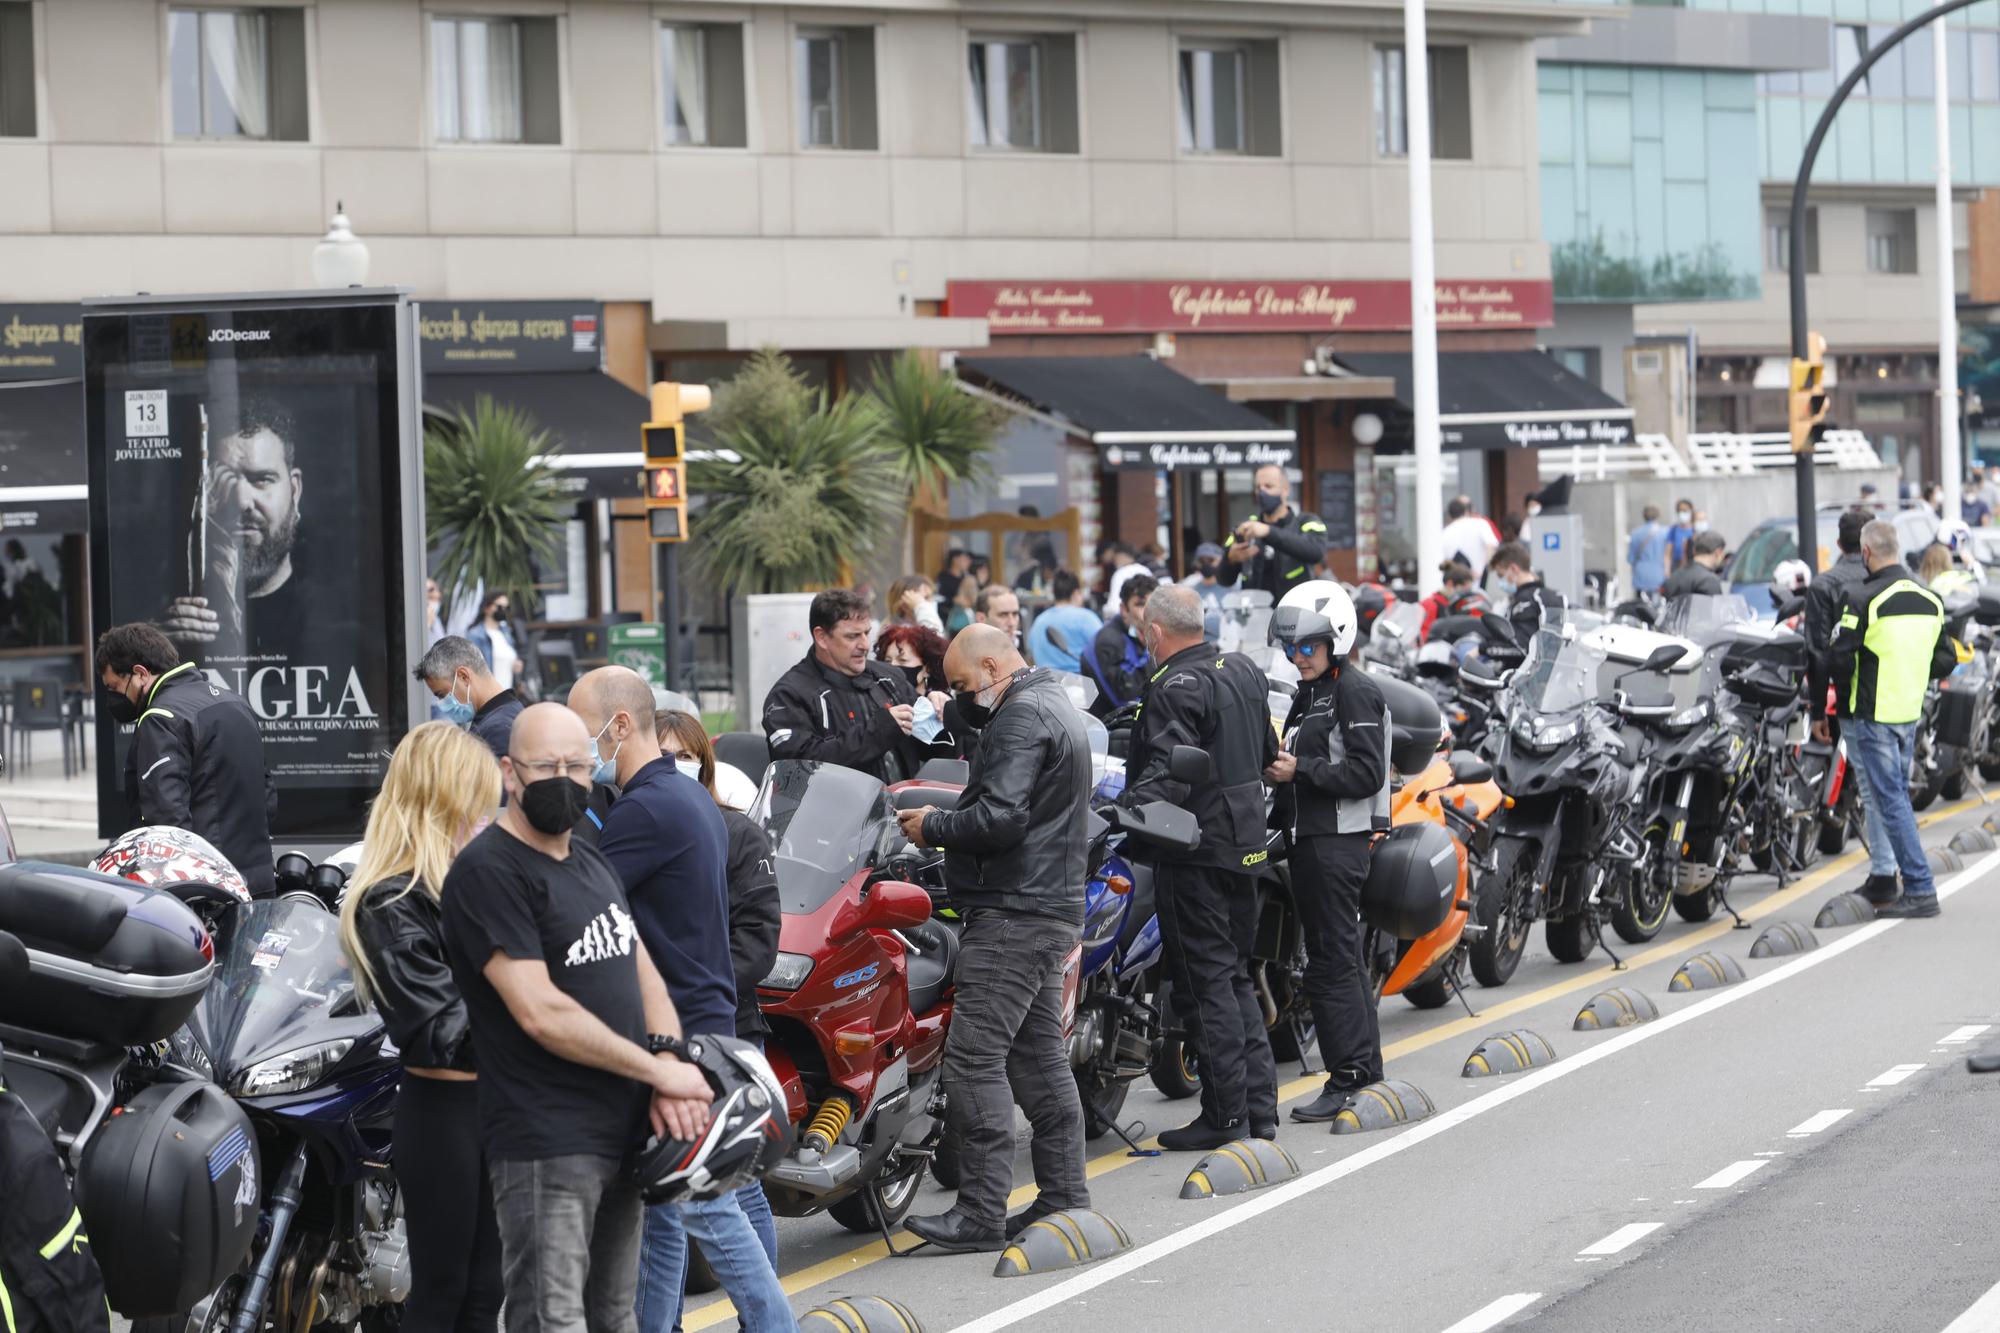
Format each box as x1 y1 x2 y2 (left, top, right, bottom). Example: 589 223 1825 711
1405 0 1443 597
1935 21 1963 523
311 202 370 288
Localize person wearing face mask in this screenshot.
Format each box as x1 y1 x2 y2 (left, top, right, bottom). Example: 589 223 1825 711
893 625 1093 1253
1519 492 1543 547
440 703 714 1333
565 669 795 1332
95 622 276 898
1220 464 1329 600
339 722 504 1332
416 635 523 761
468 592 521 691
1180 542 1228 640
1666 499 1698 572
1487 542 1567 643
1086 575 1157 718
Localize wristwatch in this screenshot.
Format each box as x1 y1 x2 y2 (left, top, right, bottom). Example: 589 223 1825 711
646 1033 691 1060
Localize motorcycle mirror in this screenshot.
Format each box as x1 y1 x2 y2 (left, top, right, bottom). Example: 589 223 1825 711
1642 643 1688 672
1168 745 1212 785
851 880 934 936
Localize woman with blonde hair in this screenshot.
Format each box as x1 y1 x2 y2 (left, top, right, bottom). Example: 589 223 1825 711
337 721 503 1332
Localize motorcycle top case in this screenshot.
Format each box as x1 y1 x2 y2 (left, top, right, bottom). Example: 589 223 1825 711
75 1079 257 1317
0 862 213 1046
1375 673 1448 777
1936 683 1980 749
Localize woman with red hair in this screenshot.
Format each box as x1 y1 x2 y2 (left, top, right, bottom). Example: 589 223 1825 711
875 622 968 759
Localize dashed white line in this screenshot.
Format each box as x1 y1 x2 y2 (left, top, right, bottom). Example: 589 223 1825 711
1694 1159 1769 1190
1941 1024 1992 1045
1440 1292 1543 1333
1867 1063 1927 1087
1578 1223 1663 1256
1788 1109 1852 1136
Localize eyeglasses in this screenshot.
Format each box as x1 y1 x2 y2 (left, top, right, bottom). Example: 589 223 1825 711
511 757 594 782
1282 641 1322 659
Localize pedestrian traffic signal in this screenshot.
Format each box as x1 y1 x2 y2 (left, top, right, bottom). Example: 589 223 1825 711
1789 331 1830 455
644 380 710 544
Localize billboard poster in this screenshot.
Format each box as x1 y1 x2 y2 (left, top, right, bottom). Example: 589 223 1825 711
85 292 423 839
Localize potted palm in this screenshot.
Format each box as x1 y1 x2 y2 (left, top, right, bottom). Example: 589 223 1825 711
423 394 568 619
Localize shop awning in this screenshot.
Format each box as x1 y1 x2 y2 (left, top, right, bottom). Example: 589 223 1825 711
957 355 1296 472
422 371 655 503
0 379 87 533
1329 351 1634 451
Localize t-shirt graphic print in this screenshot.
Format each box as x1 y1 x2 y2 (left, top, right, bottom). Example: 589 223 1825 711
566 902 637 967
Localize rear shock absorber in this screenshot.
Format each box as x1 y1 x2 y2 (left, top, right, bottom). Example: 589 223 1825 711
802 1095 853 1156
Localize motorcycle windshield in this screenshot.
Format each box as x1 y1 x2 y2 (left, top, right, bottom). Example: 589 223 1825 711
749 760 898 914
1513 631 1606 716
1659 593 1755 644
179 899 361 1084
1373 600 1425 645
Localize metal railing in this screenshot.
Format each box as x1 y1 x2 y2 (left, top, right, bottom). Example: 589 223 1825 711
1535 430 1883 481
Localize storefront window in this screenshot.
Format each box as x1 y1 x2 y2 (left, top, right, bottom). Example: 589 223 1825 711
1369 452 1472 583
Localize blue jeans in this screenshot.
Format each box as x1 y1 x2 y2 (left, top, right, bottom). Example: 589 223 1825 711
634 1192 796 1333
1846 717 1935 898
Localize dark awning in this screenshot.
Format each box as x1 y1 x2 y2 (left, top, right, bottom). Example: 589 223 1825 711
1329 351 1634 451
0 378 87 533
957 355 1296 472
422 370 653 503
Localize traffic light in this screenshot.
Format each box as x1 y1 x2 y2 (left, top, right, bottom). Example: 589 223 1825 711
1789 331 1830 455
644 380 710 544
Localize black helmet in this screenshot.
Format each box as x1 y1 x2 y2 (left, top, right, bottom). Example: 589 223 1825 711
1360 821 1459 940
632 1034 792 1205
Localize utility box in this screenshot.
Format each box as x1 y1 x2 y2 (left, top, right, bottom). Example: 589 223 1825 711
733 593 818 729
1532 513 1589 605
608 622 668 690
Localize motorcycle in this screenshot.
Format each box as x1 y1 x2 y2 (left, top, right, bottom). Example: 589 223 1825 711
1912 590 1994 810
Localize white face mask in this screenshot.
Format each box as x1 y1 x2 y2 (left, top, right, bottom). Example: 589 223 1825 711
674 757 702 782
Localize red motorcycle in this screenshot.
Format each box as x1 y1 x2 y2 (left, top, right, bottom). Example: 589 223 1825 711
748 760 961 1235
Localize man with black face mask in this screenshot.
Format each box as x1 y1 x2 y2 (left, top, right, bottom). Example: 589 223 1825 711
1219 464 1328 602
893 625 1093 1253
96 622 275 897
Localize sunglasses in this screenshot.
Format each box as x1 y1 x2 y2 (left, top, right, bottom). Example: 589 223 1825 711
1282 641 1322 659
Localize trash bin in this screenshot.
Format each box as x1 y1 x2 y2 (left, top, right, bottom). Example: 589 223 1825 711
608 623 669 690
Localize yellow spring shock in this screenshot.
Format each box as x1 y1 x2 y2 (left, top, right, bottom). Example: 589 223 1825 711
802 1095 853 1155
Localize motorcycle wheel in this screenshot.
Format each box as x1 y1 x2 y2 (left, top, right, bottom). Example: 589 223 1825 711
1401 972 1452 1009
1075 1063 1132 1141
1147 981 1202 1101
1469 842 1536 987
929 1128 963 1190
1673 887 1717 922
829 1155 929 1233
1981 756 2000 782
1609 864 1671 945
1544 912 1595 964
1943 769 1969 801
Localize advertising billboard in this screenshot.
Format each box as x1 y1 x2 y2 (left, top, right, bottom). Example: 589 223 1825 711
84 291 424 838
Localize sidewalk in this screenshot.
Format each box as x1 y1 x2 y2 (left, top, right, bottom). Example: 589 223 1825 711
0 746 101 863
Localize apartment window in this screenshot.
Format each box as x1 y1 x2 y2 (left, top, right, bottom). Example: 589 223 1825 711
1866 207 1918 275
797 28 877 150
1550 347 1602 387
1765 206 1819 275
1374 45 1471 161
968 35 1080 153
432 15 561 145
168 8 309 140
660 23 747 148
0 2 30 138
1176 39 1281 156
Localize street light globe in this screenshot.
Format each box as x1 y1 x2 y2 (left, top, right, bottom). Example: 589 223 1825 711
1352 412 1386 446
311 202 370 288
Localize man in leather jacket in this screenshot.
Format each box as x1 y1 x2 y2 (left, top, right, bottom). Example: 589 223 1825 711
1123 586 1280 1152
762 588 923 782
894 625 1093 1252
1219 464 1330 602
1807 508 1874 743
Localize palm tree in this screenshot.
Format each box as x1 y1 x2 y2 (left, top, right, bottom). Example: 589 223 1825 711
867 349 1004 497
423 395 569 612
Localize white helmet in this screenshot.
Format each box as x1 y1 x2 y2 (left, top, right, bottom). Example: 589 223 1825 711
1271 581 1358 658
1771 558 1812 597
1939 517 1974 556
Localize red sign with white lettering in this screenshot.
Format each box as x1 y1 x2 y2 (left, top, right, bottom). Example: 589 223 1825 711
945 279 1554 335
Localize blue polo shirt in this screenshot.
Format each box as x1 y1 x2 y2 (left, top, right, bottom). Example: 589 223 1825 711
597 756 737 1041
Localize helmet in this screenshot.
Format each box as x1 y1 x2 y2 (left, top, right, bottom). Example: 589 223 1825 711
1272 581 1359 657
1447 588 1492 617
632 1034 792 1205
1939 517 1974 556
1349 582 1393 641
93 826 250 904
712 761 759 813
1771 558 1812 597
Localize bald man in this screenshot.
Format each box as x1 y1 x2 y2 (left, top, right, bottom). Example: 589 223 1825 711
439 702 712 1333
894 624 1095 1253
1220 462 1328 601
564 669 793 1331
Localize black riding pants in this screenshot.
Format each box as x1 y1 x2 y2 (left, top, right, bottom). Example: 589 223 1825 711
1291 834 1383 1088
1155 861 1278 1128
394 1075 504 1332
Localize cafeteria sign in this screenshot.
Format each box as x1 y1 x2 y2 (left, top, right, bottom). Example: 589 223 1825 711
946 280 1554 335
418 300 603 373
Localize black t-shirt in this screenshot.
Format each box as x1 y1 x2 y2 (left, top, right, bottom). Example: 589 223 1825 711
440 824 649 1162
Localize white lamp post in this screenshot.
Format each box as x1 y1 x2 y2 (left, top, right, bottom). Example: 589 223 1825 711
311 202 370 288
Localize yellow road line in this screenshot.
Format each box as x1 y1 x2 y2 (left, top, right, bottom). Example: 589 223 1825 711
683 797 1984 1326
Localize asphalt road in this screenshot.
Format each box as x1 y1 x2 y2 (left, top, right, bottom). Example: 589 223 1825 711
684 796 2000 1333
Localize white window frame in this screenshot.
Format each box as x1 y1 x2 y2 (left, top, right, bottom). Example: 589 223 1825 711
654 14 755 153
795 28 844 149
167 6 276 140
967 34 1045 152
1373 42 1472 163
424 11 567 150
1177 39 1249 155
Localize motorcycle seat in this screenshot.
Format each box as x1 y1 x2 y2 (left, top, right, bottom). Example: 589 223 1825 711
892 786 961 812
902 918 960 1014
1447 752 1495 786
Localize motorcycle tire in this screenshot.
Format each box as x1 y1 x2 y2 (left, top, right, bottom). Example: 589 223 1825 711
1147 981 1203 1101
1544 912 1594 964
1981 757 2000 783
928 1128 963 1190
829 1156 929 1233
1673 887 1718 922
1609 865 1672 945
1470 841 1537 988
1267 1011 1316 1065
1401 972 1452 1009
1075 1065 1131 1141
1816 816 1849 856
1943 769 1969 801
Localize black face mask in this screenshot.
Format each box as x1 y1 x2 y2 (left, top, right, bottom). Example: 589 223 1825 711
1256 489 1283 516
1197 561 1219 577
895 663 923 689
953 685 994 730
516 775 588 835
492 606 509 624
103 687 140 726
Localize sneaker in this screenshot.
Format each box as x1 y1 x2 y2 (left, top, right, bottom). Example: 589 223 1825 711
1858 873 1902 906
1158 1115 1246 1152
1875 895 1940 919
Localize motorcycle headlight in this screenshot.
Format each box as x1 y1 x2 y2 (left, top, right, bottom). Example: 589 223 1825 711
760 952 815 992
1668 699 1712 728
232 1038 354 1098
1533 719 1580 747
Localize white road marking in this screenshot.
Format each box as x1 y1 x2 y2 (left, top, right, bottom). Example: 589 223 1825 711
1753 1150 1784 1158
1578 1223 1663 1256
945 845 2000 1333
1941 1024 1992 1045
1942 1274 2000 1332
1867 1063 1927 1087
1440 1292 1543 1332
1788 1108 1852 1136
1693 1160 1768 1189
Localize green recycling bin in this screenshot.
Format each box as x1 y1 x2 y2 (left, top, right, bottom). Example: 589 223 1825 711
608 622 669 690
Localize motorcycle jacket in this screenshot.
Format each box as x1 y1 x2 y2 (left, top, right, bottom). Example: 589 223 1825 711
0 1081 109 1333
121 662 276 899
1218 508 1330 601
1125 642 1279 872
1831 563 1956 724
351 874 475 1072
919 668 1091 925
762 652 922 783
721 809 782 1038
1504 578 1567 644
1086 616 1151 715
1805 551 1869 719
1273 667 1391 839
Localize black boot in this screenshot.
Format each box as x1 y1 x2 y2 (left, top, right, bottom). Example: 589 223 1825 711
905 1210 1006 1253
1858 873 1901 906
1250 1118 1279 1141
1004 1198 1065 1239
1876 895 1940 919
1289 1084 1358 1123
1158 1114 1246 1152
